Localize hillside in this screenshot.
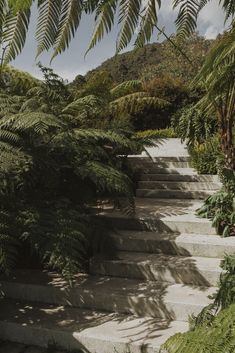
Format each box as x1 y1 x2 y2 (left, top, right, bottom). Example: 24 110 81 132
83 34 213 84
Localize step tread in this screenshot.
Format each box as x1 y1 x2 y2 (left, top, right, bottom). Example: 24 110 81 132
141 168 198 175
138 181 221 190
110 230 235 246
139 174 220 182
0 271 215 307
0 299 189 351
94 252 222 271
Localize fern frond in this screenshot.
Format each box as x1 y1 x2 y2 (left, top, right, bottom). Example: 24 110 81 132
74 128 134 149
36 0 63 57
116 0 141 52
134 0 159 48
110 80 142 99
51 0 83 60
77 160 133 195
63 94 103 114
111 92 169 114
87 0 118 54
220 0 235 21
0 112 63 134
173 0 200 39
2 6 31 63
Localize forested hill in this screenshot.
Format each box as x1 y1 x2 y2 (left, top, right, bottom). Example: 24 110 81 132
83 34 213 84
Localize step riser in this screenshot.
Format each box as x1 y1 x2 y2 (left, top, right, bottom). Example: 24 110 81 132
139 174 220 182
109 235 232 258
138 182 221 191
95 216 217 235
0 282 205 321
136 189 213 199
90 261 220 287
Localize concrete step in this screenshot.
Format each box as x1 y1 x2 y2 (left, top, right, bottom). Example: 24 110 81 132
136 189 214 199
139 167 197 175
0 271 215 321
139 174 220 182
90 252 221 286
138 181 221 191
95 199 216 234
0 299 189 353
108 231 235 258
129 157 190 169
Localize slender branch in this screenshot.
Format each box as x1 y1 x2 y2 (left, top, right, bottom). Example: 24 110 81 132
138 14 193 65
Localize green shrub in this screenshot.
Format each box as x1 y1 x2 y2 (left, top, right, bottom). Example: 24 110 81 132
135 127 177 139
190 137 223 174
197 168 235 237
172 104 218 146
161 254 235 353
161 305 235 353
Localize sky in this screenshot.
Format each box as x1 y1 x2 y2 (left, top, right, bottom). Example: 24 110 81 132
12 0 227 82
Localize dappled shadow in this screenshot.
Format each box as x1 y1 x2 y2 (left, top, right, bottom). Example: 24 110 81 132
0 296 188 352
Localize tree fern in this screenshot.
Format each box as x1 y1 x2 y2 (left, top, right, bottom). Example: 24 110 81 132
111 91 169 114
110 80 142 100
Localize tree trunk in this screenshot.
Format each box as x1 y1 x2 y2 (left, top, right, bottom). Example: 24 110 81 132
220 117 235 170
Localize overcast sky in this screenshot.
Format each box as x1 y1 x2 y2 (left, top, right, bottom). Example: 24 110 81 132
12 0 227 81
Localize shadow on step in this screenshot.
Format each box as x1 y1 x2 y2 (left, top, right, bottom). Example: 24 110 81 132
0 298 184 352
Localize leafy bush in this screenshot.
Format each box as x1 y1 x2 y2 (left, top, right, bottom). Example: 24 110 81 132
0 66 142 279
189 137 223 175
161 254 235 353
172 104 218 146
135 128 177 139
197 168 235 237
162 304 235 353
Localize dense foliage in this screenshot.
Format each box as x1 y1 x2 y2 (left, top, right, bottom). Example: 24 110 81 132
85 35 212 84
0 66 145 279
197 168 235 237
161 254 235 353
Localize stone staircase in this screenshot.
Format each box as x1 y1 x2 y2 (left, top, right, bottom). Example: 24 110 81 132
0 139 234 353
